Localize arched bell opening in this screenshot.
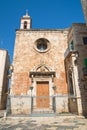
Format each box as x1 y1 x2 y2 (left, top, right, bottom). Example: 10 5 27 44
24 21 27 29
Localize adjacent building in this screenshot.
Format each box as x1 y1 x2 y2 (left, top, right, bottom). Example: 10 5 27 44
81 0 87 24
65 23 87 116
0 49 10 110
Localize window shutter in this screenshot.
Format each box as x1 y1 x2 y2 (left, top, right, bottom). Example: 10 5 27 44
84 58 87 67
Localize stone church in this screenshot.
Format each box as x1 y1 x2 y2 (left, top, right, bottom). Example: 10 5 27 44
6 0 87 116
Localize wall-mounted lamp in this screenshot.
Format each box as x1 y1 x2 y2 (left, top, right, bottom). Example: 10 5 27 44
9 65 14 72
51 74 54 82
52 85 56 91
31 75 34 83
7 65 14 79
30 86 33 91
52 85 56 94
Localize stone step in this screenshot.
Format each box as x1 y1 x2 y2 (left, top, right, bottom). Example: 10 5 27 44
32 110 54 114
30 113 56 117
32 108 54 114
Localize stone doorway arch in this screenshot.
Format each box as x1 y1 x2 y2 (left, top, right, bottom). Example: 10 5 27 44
29 64 56 111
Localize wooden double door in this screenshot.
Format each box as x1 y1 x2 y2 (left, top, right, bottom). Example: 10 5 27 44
36 81 49 108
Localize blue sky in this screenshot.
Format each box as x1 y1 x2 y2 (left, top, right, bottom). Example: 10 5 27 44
0 0 85 63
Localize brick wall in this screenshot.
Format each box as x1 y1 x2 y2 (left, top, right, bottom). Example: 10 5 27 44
11 30 68 95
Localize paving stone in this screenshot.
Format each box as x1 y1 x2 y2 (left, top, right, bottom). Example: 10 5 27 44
0 115 87 130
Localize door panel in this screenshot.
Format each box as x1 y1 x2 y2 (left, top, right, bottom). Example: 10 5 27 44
36 81 49 108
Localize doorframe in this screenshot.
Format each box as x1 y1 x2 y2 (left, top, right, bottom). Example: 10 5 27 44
31 77 54 109
29 67 56 110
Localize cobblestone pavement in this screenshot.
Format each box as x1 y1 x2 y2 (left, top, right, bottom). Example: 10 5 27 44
0 115 87 130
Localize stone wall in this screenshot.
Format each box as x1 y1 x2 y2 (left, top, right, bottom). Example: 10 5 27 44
11 29 69 95
7 95 32 115
56 95 68 113
10 29 69 114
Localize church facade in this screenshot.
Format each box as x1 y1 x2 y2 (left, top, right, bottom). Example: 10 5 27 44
8 13 69 115
7 10 87 116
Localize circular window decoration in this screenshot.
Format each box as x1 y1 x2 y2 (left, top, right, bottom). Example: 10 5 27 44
34 38 50 53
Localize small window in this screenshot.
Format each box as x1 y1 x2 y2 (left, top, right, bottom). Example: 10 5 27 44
69 40 74 50
24 21 27 29
69 73 74 95
83 59 87 76
83 37 87 45
84 58 87 68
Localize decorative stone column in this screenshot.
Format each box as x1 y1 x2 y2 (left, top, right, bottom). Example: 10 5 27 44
72 54 83 115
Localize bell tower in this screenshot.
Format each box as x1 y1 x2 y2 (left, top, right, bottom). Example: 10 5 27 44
20 11 32 29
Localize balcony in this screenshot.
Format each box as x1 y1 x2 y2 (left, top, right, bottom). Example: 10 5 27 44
64 48 77 59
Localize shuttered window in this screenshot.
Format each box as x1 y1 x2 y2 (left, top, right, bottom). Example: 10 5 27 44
83 37 87 45
69 40 74 50
84 58 87 68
